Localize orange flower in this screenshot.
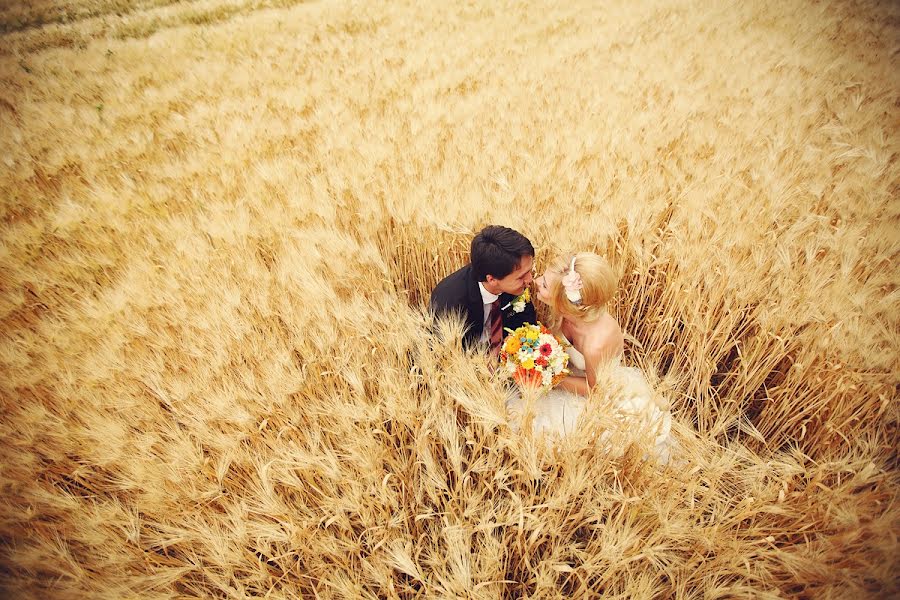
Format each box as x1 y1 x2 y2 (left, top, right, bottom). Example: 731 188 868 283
514 367 542 388
504 336 522 354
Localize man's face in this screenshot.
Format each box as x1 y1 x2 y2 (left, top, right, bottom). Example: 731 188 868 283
486 255 534 296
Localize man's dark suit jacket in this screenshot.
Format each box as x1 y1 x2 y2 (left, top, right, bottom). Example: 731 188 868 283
429 264 537 349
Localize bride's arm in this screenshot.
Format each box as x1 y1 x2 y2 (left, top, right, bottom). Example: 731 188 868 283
555 372 591 395
554 336 621 395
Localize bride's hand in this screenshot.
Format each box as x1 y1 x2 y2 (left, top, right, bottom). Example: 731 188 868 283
554 373 591 396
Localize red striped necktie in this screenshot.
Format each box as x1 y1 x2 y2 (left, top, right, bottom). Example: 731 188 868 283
489 299 503 354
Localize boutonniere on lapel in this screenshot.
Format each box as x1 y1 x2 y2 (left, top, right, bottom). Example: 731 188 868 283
501 288 531 313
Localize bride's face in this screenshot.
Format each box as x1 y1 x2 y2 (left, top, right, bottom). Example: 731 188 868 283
535 270 559 304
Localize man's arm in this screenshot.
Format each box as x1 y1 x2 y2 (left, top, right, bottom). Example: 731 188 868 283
429 281 458 316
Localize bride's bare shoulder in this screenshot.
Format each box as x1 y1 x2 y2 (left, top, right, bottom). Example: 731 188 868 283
585 313 624 358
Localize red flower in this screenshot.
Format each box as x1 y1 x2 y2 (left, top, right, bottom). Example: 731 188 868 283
535 356 548 367
539 343 553 357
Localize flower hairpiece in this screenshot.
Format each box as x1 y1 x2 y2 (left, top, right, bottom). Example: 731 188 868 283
561 256 583 305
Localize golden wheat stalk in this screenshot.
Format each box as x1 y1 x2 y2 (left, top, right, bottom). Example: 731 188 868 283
1 0 897 597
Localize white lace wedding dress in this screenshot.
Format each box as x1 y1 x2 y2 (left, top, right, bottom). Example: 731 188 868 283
505 340 674 463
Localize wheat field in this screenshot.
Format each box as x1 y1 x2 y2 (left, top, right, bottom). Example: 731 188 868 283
1 0 898 598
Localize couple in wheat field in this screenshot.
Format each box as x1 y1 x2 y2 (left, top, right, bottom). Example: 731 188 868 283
430 225 673 463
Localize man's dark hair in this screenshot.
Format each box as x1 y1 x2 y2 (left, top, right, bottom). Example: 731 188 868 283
470 225 535 281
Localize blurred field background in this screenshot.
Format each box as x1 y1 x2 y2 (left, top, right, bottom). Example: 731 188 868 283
1 0 898 597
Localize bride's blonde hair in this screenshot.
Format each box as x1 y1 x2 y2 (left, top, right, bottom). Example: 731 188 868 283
545 252 617 329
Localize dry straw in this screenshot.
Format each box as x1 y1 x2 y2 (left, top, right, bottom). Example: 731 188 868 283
1 0 897 598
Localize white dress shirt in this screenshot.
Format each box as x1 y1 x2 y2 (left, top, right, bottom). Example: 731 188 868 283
478 282 501 343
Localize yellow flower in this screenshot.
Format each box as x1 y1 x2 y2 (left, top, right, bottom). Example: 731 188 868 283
524 329 539 341
504 337 521 354
521 288 531 302
522 358 535 370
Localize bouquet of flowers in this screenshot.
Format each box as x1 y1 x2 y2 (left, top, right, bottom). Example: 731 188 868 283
498 322 570 389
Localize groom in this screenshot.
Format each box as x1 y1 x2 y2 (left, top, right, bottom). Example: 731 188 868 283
430 225 537 352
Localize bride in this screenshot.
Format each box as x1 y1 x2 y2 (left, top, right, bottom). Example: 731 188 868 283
504 252 674 463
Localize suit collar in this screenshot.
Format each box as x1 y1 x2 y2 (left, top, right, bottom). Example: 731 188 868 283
465 265 483 304
477 281 501 304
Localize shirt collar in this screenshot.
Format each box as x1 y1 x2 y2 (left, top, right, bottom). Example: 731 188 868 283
478 282 501 304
